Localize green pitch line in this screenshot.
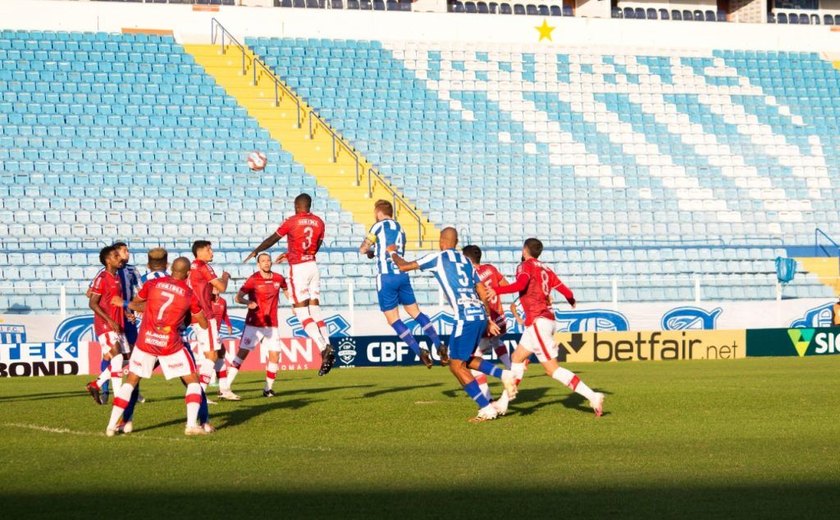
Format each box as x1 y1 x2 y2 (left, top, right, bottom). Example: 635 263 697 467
1 357 839 519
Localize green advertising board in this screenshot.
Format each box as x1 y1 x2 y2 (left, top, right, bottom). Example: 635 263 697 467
747 327 840 357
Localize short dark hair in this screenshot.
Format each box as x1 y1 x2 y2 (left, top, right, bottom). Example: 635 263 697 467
192 240 211 258
374 199 394 217
147 247 168 271
112 241 127 250
99 245 116 267
295 193 312 211
524 238 543 259
462 245 482 264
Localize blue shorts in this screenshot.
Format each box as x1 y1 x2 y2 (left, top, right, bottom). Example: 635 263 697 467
449 320 487 361
376 273 417 312
124 319 138 347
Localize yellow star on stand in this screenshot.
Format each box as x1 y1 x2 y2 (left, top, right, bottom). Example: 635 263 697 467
535 19 555 42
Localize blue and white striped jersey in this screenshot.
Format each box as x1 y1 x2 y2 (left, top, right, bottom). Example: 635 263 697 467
140 269 168 286
416 249 486 322
117 264 142 307
366 218 406 275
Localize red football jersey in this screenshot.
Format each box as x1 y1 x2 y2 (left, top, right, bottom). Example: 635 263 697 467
476 263 506 323
515 259 574 327
276 212 325 265
189 259 218 316
89 269 125 336
135 276 201 356
211 296 232 333
240 271 288 327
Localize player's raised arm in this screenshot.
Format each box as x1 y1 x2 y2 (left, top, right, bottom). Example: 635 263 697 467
495 271 530 295
209 272 231 294
244 232 282 263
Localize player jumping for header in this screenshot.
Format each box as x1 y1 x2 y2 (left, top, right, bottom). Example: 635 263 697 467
390 227 518 422
244 193 335 376
493 238 604 417
359 199 448 368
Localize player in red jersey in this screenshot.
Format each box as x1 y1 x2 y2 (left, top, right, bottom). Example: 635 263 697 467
190 240 236 401
462 245 512 402
227 253 289 397
211 290 233 335
244 193 335 376
85 245 129 405
494 238 604 417
105 257 210 436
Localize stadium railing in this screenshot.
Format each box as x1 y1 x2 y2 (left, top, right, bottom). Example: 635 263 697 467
209 18 427 247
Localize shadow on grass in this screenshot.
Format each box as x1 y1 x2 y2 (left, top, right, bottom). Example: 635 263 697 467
139 384 376 403
4 485 838 519
357 382 443 399
0 390 95 403
137 397 321 432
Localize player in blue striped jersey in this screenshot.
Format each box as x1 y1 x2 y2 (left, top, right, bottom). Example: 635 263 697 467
359 200 447 368
390 227 518 422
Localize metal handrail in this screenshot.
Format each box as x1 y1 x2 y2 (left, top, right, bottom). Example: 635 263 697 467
814 227 840 257
209 18 425 247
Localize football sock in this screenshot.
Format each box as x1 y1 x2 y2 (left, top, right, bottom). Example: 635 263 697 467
310 305 330 342
295 307 329 352
415 313 442 349
471 370 491 401
198 389 209 425
122 383 140 422
265 362 279 391
475 359 504 379
552 367 596 401
199 357 215 392
495 346 512 369
227 364 240 388
215 358 228 391
463 380 491 409
95 366 111 389
99 359 110 395
109 354 124 393
185 383 202 429
391 319 421 356
511 362 526 385
107 382 134 431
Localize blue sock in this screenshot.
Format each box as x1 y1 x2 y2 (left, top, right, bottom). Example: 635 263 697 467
100 359 110 395
415 313 442 349
198 389 209 425
122 383 140 422
477 359 503 379
392 319 421 356
464 380 490 409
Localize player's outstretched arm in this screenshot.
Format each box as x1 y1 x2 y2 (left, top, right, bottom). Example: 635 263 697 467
128 296 146 314
210 272 231 294
244 233 282 263
496 272 529 296
359 237 375 257
551 276 576 308
388 249 419 272
476 282 501 336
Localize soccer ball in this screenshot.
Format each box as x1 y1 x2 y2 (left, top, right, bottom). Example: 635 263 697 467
247 151 267 171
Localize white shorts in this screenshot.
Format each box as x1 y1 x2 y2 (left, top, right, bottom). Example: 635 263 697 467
240 325 282 352
98 331 130 355
194 318 221 353
519 318 558 363
128 345 196 380
288 261 320 304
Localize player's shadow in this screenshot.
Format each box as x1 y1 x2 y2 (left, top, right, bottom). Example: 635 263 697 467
355 382 443 399
139 397 319 432
513 386 614 417
146 384 375 403
0 391 91 403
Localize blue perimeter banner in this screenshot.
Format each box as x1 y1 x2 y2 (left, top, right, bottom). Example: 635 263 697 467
333 335 520 368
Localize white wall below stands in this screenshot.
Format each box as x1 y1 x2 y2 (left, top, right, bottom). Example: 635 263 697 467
4 0 840 51
575 0 611 19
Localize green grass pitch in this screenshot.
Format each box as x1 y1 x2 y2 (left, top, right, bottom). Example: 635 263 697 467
1 357 839 519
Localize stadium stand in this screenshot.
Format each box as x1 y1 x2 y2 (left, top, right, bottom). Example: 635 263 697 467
1 24 837 314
